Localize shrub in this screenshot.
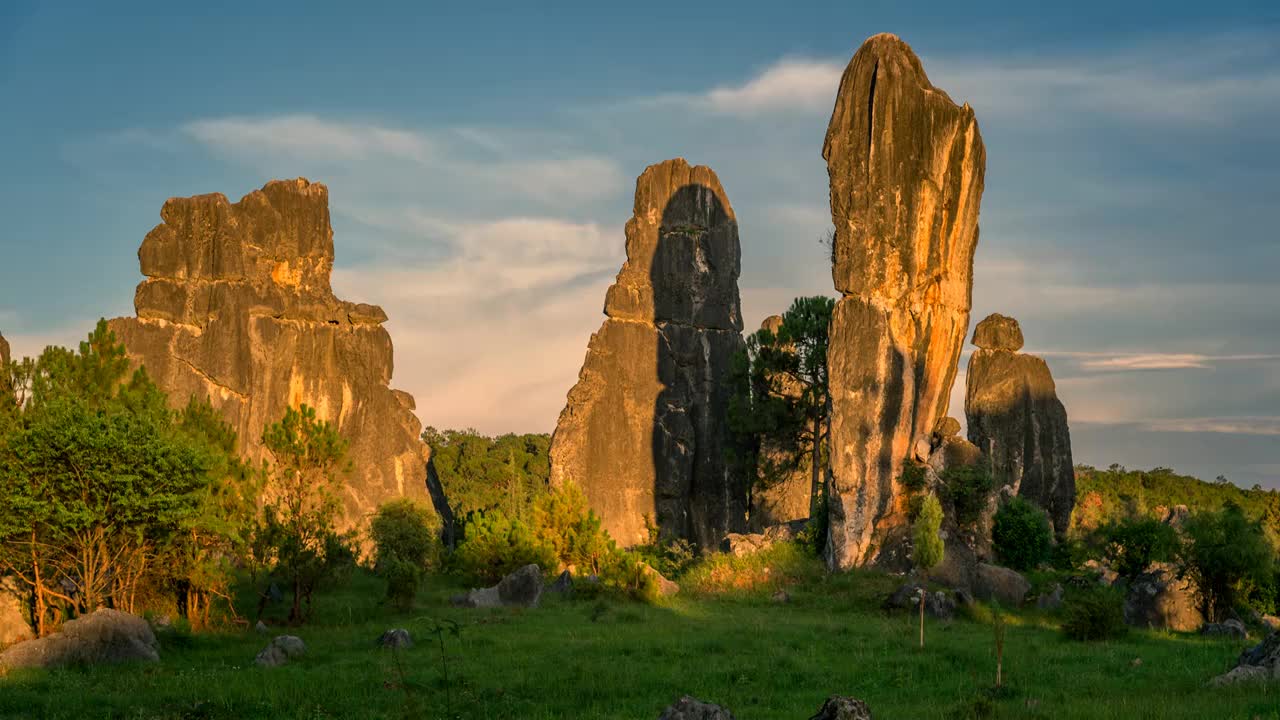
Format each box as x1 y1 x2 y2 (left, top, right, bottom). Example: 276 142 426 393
1101 517 1180 581
992 496 1052 571
453 509 556 585
912 493 945 572
680 541 820 596
1061 586 1127 641
942 464 993 527
530 482 616 575
1179 502 1275 622
900 462 927 493
598 551 662 604
371 499 440 607
795 491 829 557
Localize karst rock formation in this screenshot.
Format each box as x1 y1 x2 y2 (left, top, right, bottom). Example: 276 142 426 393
107 179 432 530
823 34 986 569
965 313 1075 535
550 158 747 548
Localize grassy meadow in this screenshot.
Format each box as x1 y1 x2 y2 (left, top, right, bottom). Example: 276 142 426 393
2 556 1278 720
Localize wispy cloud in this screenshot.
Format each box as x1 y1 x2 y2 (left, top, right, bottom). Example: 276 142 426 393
1143 417 1280 437
1036 351 1280 371
638 32 1280 126
182 115 625 206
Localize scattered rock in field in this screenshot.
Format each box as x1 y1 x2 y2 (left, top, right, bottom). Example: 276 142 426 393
884 584 956 620
0 608 158 669
823 33 985 570
972 563 1031 607
772 589 792 604
455 564 545 608
658 695 736 720
809 695 874 719
1131 657 1143 667
378 629 412 649
721 523 800 557
640 563 680 598
1036 583 1065 611
1201 619 1248 640
106 178 435 535
255 620 270 634
965 314 1075 536
550 158 747 550
255 635 307 667
549 570 574 596
1123 564 1202 632
0 577 34 648
1081 560 1119 587
1210 632 1280 685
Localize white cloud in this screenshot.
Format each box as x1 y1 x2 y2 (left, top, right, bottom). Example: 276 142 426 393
182 115 624 206
703 59 844 115
639 33 1280 126
330 215 621 434
186 115 434 162
1034 351 1280 372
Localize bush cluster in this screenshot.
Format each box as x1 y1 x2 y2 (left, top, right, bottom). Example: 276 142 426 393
1061 586 1127 641
991 497 1052 571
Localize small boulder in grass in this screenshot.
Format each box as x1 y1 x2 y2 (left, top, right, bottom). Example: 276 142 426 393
379 629 412 649
255 635 306 667
809 695 874 720
657 696 735 720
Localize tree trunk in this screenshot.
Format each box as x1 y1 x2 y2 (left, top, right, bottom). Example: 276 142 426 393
808 416 822 519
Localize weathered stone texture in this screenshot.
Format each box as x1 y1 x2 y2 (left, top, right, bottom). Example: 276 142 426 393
550 159 746 548
107 179 431 530
965 314 1075 535
0 609 158 669
823 34 986 569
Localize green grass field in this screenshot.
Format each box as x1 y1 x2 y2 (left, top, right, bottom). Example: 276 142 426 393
2 565 1278 719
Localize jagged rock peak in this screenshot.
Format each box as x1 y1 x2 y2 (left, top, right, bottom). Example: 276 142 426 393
823 33 986 570
108 178 432 533
550 159 747 548
972 313 1024 351
603 158 742 331
0 333 9 367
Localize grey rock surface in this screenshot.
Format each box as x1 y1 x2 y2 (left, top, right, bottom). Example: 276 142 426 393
965 314 1075 536
0 608 158 669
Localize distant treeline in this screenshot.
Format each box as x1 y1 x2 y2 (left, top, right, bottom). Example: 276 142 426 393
1073 464 1280 537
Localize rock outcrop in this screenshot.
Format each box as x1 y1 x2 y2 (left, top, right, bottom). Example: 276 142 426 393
965 314 1075 535
550 159 746 548
107 179 432 531
809 696 874 720
452 564 545 609
1123 563 1202 632
0 578 34 648
823 34 986 569
255 635 307 667
658 696 736 720
0 608 158 669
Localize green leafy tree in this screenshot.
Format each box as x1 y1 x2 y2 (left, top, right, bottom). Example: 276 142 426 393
941 463 994 528
992 496 1052 571
1178 502 1275 622
1100 517 1180 582
453 509 556 585
0 321 236 632
423 428 551 521
254 404 353 623
371 499 440 608
912 493 945 573
728 296 835 518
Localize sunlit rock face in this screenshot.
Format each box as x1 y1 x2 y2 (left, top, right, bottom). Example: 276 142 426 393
823 34 986 570
550 159 747 548
107 179 431 530
965 314 1075 536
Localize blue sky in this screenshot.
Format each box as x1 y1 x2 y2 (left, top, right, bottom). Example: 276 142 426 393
2 1 1279 487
